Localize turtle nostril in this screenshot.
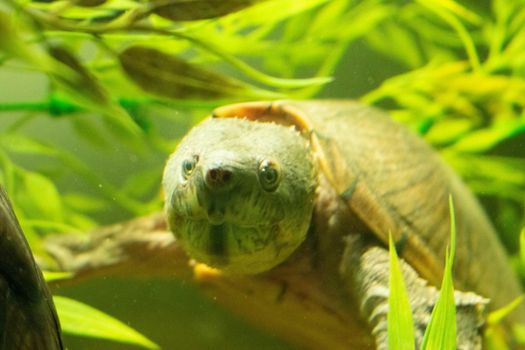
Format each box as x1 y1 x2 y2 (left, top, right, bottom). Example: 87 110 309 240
206 168 233 188
222 171 232 183
208 169 219 182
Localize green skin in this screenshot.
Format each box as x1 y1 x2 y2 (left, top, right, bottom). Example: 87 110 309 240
163 118 316 274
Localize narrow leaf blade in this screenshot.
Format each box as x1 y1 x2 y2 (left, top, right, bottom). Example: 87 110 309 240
520 227 525 266
119 46 260 99
54 296 159 349
150 0 260 21
43 271 73 282
388 233 416 350
421 195 457 350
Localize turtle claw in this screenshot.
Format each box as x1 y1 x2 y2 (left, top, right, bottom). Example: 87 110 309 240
339 235 486 350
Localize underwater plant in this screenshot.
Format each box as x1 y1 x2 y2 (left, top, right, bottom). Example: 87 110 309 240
1 0 525 348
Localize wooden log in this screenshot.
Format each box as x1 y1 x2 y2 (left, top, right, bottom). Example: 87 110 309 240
41 212 486 349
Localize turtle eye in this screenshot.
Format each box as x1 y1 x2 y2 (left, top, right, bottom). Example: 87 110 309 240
258 159 281 192
182 156 198 179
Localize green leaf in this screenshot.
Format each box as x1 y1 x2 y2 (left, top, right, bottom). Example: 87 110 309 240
367 22 424 68
47 48 142 136
425 118 473 146
428 0 482 24
452 121 525 153
443 154 525 202
150 0 260 21
121 168 162 198
521 227 525 270
388 233 416 350
23 219 83 234
172 34 333 90
119 46 278 99
511 323 525 346
63 193 109 212
0 10 32 60
421 195 457 350
70 116 110 148
73 0 107 7
223 0 330 29
54 296 159 349
416 0 480 70
65 211 98 230
20 172 63 222
487 295 525 326
43 271 73 282
1 134 59 157
49 45 109 105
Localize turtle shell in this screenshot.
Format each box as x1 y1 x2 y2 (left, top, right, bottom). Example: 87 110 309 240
213 100 524 318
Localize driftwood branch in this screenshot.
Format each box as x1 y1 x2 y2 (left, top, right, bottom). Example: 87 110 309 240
41 212 486 349
42 212 374 349
43 213 191 282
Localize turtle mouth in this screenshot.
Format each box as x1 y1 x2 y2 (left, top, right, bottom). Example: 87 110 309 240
206 202 226 225
206 223 229 265
175 217 278 265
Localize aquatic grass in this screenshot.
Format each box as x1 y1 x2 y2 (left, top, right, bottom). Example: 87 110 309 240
43 271 73 282
388 196 457 350
483 227 525 349
42 270 158 348
0 0 368 234
416 0 481 71
54 296 159 349
521 227 525 269
1 0 525 348
2 0 523 243
420 196 457 350
388 201 525 349
388 232 415 350
487 295 525 327
360 2 525 234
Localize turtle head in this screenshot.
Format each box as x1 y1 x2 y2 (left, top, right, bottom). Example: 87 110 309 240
163 117 316 274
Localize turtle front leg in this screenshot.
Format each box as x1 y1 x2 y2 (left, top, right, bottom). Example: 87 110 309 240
339 235 487 350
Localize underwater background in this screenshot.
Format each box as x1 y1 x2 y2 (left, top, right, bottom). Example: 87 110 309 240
1 0 525 348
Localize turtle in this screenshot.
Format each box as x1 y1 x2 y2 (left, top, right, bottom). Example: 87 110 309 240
162 100 525 348
0 186 63 350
